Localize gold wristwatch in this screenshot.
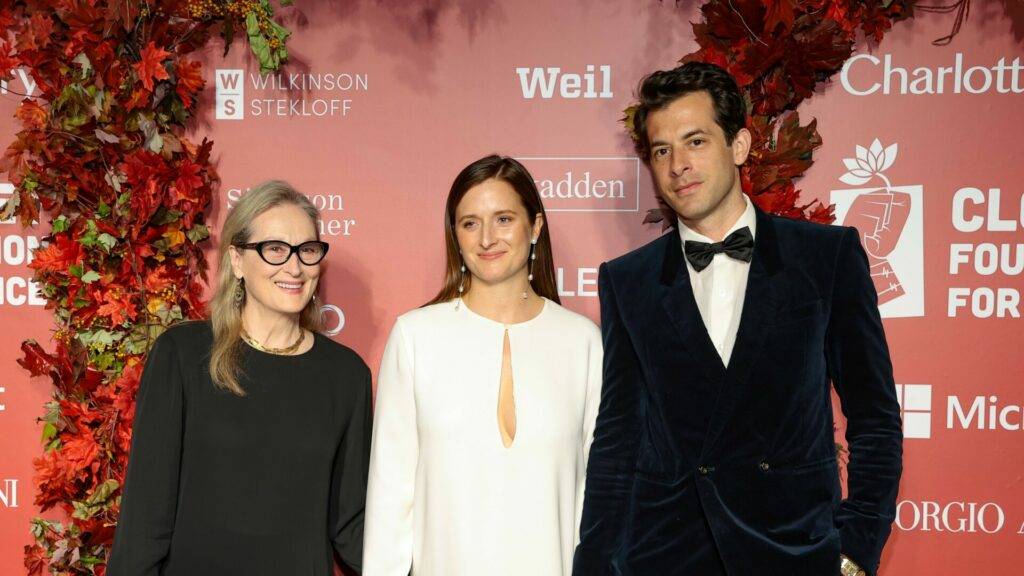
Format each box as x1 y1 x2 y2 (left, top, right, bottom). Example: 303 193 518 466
840 555 866 576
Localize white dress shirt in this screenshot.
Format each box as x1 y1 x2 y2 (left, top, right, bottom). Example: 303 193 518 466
677 195 757 366
364 298 603 576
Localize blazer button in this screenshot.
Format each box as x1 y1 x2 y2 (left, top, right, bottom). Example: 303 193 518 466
760 461 770 471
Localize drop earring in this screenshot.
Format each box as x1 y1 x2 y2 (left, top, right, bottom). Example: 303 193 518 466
456 263 466 310
523 238 537 300
233 278 246 307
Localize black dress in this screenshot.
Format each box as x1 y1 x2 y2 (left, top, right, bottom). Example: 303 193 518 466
107 321 371 576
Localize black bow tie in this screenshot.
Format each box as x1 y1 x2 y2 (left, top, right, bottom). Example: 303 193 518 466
683 227 754 272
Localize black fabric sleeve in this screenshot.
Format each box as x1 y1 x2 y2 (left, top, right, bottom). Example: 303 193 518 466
573 263 645 575
107 333 185 576
827 227 904 576
329 365 373 572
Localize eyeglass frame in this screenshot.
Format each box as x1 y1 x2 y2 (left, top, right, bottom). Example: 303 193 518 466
233 240 330 266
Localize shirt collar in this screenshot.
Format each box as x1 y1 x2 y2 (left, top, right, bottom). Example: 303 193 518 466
677 193 757 246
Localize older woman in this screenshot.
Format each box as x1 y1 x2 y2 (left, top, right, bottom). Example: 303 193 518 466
363 155 603 576
108 181 370 575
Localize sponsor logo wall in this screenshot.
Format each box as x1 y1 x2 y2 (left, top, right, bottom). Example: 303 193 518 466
0 3 1020 574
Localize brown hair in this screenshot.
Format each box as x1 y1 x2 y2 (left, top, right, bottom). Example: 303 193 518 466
426 155 560 306
209 180 324 396
633 61 747 160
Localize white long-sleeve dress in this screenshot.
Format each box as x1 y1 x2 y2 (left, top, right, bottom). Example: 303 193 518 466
363 298 603 576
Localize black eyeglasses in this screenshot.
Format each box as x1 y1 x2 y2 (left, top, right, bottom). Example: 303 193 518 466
234 240 329 266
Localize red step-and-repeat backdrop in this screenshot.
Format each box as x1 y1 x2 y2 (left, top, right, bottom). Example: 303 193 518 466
1 2 1021 573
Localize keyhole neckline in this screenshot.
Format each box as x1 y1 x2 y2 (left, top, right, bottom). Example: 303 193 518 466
457 297 549 329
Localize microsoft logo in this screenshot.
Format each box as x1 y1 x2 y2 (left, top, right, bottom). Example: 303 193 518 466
896 384 932 439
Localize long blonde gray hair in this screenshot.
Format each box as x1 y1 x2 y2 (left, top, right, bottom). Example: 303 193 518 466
209 180 324 395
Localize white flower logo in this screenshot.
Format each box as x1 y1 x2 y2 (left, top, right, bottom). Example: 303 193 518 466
839 138 898 188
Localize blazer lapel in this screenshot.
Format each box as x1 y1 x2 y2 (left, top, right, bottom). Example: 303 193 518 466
659 232 728 384
701 207 784 458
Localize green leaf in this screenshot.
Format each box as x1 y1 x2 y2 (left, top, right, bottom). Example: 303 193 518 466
186 224 210 244
72 52 92 78
70 477 119 518
41 422 57 443
79 219 99 247
97 201 111 218
80 270 101 284
98 233 117 251
79 329 121 350
138 114 163 153
92 351 116 370
68 264 83 278
52 215 70 233
153 208 183 225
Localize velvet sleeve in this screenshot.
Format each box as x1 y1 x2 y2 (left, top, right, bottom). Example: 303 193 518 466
826 227 904 576
573 263 645 575
107 332 185 576
329 365 373 572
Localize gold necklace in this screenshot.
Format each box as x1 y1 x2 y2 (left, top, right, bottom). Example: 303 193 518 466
240 327 306 355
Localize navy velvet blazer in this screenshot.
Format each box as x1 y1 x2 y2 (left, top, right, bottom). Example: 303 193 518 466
574 208 903 576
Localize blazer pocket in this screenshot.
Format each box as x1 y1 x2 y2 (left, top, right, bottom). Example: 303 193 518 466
766 455 838 474
634 468 682 485
767 298 825 327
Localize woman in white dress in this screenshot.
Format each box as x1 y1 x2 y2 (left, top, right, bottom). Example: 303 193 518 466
363 155 603 576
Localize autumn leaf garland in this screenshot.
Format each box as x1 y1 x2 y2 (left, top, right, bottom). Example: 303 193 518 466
0 1 291 574
0 0 931 575
635 0 915 227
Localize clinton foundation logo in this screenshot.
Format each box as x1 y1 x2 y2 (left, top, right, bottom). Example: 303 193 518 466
517 157 639 212
830 139 924 318
215 69 369 120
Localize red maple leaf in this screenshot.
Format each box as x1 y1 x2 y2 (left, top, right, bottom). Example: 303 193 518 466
15 99 48 130
62 431 101 472
0 40 19 77
30 234 82 274
172 158 204 202
24 543 48 576
144 264 178 291
174 58 204 107
764 0 796 34
0 8 18 30
16 13 55 52
96 289 137 326
123 149 167 188
18 340 58 378
134 41 171 91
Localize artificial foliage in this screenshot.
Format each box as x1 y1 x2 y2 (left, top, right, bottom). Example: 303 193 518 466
632 0 915 227
0 0 975 574
0 1 292 573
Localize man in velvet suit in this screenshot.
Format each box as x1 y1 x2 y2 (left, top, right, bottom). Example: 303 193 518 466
573 63 903 576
